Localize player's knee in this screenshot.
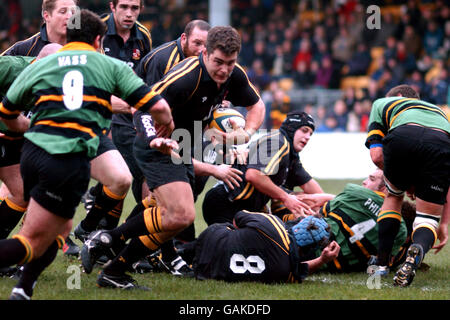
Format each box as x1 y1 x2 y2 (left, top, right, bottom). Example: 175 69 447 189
413 212 440 232
109 171 132 194
170 206 195 230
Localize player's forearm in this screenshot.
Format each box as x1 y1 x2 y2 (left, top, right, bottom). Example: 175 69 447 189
149 99 173 126
245 169 289 202
110 95 131 114
1 114 29 133
244 99 265 135
193 158 215 176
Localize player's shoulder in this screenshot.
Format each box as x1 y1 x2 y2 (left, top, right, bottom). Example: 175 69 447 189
135 20 152 46
1 32 42 56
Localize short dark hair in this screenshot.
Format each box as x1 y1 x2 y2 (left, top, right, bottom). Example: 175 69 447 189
184 20 211 37
206 26 241 56
386 85 420 99
66 9 107 45
111 0 144 8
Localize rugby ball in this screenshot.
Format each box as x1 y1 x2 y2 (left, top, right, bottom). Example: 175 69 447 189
208 107 246 133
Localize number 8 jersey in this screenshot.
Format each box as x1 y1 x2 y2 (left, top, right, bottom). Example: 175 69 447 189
193 210 308 283
0 42 153 158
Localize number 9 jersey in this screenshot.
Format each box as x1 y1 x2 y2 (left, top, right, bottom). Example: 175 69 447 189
192 210 308 283
0 42 154 159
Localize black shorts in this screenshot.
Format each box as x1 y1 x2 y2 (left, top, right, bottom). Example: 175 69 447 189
95 133 117 157
111 123 143 181
133 137 194 191
0 138 24 167
202 183 268 225
20 140 90 219
383 125 450 204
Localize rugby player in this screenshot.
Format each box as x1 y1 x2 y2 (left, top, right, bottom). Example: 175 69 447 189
80 26 266 289
272 168 414 273
202 111 323 225
0 9 172 300
365 84 449 286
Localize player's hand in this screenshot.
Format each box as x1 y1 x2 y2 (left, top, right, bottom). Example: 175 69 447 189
212 164 243 190
320 241 340 264
149 137 179 159
227 147 249 165
283 194 315 218
432 223 448 254
155 119 174 138
210 119 251 146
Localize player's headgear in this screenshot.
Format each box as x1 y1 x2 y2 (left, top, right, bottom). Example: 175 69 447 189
290 216 330 249
280 111 315 141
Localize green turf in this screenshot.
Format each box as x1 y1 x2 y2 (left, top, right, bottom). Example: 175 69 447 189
1 178 449 300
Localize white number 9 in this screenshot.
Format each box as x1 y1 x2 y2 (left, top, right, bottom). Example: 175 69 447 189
62 70 84 110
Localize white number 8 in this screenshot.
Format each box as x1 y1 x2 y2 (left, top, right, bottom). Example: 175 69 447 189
229 254 265 274
62 70 84 110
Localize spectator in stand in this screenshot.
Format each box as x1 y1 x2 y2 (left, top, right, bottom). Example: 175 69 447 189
416 54 434 76
364 79 382 102
247 58 272 92
329 99 348 132
405 70 426 98
253 40 273 72
346 100 368 132
396 40 416 74
316 114 338 133
386 58 405 85
331 26 355 70
238 29 254 68
314 55 333 89
293 61 313 89
373 13 397 47
383 36 397 61
402 25 422 59
342 42 371 76
428 68 449 105
423 20 444 58
342 87 356 112
292 38 312 73
269 88 291 129
314 105 327 129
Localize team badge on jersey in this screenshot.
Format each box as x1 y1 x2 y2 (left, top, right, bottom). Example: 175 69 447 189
132 48 141 60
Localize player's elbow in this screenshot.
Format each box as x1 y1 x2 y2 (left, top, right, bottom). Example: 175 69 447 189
245 168 260 184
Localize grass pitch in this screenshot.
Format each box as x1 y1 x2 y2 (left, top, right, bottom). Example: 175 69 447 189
0 178 449 302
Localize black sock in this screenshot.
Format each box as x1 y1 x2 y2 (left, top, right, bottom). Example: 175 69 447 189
104 238 153 276
16 240 59 297
127 201 145 221
0 200 26 239
103 199 124 230
160 240 178 263
377 216 401 266
412 227 436 255
0 238 29 267
176 223 196 242
108 211 148 243
81 187 124 231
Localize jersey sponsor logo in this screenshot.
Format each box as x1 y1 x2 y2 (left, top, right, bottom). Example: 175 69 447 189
141 114 156 137
132 48 141 60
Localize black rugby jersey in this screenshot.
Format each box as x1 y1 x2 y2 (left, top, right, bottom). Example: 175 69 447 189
145 52 260 145
136 38 184 86
225 130 312 211
1 24 51 57
193 210 308 283
101 13 152 128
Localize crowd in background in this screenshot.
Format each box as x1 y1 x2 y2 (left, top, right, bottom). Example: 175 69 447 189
0 0 448 131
